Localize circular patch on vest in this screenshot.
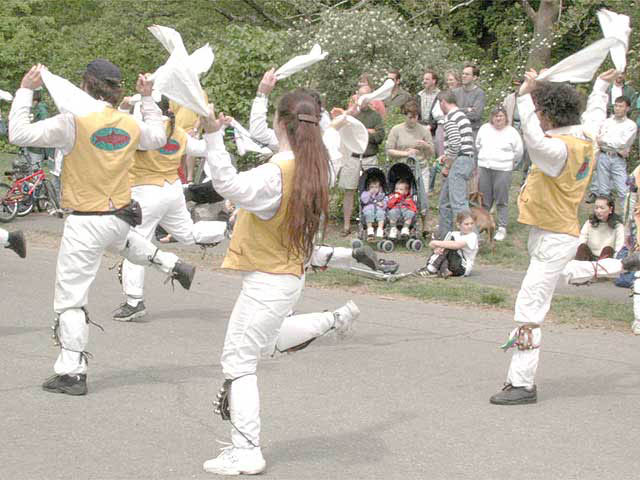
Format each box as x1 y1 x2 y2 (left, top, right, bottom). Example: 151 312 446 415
90 127 131 151
159 138 181 155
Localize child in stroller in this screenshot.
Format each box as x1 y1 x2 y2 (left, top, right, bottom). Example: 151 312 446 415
385 162 424 252
360 175 387 240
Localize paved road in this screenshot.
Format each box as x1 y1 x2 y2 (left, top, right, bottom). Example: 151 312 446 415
2 233 640 479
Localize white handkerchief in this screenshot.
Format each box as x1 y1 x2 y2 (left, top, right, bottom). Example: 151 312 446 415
597 9 630 72
188 44 215 76
338 115 368 154
40 68 105 117
537 37 620 83
148 25 209 117
230 119 273 155
0 89 13 102
358 78 394 106
275 44 328 80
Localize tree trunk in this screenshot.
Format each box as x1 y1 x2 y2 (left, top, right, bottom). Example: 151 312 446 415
526 0 560 70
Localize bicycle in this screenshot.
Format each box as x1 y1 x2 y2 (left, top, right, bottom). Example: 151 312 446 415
0 153 60 222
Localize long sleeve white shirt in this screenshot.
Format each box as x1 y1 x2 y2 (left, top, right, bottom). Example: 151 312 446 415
475 123 523 171
518 78 608 178
597 116 637 153
206 130 283 220
9 88 166 154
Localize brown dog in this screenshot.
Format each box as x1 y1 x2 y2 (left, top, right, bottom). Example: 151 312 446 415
468 191 496 247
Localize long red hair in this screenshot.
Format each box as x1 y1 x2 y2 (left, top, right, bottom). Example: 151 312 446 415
276 89 330 261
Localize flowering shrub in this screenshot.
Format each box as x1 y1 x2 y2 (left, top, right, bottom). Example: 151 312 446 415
287 6 462 109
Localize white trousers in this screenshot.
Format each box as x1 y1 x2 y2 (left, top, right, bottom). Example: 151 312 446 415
309 246 357 271
506 228 579 388
53 214 180 375
221 271 340 448
122 181 226 301
0 227 8 246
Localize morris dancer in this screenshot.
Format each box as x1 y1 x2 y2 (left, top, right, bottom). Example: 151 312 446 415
9 61 196 396
113 96 227 321
1 228 26 258
201 91 359 475
489 68 617 406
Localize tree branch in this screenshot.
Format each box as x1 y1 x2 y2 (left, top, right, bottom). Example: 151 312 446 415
241 0 291 29
210 5 240 22
450 0 478 14
521 0 537 22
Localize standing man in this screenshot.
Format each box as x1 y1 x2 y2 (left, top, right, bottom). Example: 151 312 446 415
454 63 486 136
9 62 196 396
417 69 445 191
489 69 615 406
436 91 475 239
607 72 636 116
586 96 637 206
383 69 412 112
340 86 384 236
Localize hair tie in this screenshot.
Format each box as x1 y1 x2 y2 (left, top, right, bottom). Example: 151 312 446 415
297 113 319 125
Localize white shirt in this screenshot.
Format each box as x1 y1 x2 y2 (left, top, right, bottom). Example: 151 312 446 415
206 131 283 221
9 88 166 154
598 116 637 153
452 231 478 276
517 78 608 178
475 123 523 171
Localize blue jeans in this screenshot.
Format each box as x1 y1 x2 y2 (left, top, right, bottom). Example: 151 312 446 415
590 151 627 206
438 155 474 239
388 207 415 224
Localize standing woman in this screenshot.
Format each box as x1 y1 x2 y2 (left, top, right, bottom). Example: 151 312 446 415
202 89 355 475
476 105 523 241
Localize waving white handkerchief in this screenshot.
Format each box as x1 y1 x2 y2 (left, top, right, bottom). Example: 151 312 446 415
357 78 394 106
148 25 209 117
338 115 368 154
230 119 273 155
188 44 215 76
0 89 13 102
597 9 630 72
537 37 621 83
40 68 105 116
274 44 328 80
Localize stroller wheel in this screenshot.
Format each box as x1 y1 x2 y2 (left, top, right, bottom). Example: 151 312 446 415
412 239 423 252
376 240 384 251
405 239 414 250
382 240 394 253
351 238 363 249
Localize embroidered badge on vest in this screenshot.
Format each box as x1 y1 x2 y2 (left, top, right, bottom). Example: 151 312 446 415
575 150 592 181
91 127 131 151
159 138 180 155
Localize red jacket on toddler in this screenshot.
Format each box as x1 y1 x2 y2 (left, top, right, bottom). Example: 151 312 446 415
386 192 417 212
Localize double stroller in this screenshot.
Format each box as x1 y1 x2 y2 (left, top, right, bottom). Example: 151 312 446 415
352 160 425 253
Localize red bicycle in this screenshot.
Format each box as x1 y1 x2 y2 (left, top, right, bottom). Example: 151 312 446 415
0 154 59 223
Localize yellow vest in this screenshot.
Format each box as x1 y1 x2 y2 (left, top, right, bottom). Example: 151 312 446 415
222 153 304 277
130 124 188 186
518 135 595 236
170 91 209 133
61 108 141 212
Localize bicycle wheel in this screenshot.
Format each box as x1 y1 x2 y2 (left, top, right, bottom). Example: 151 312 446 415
36 179 60 213
0 182 18 222
16 193 34 217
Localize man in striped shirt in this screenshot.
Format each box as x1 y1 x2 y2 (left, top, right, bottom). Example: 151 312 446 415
437 90 475 239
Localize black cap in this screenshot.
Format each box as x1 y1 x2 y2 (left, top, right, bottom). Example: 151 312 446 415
85 59 121 84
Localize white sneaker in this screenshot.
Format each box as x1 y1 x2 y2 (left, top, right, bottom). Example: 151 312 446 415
494 227 507 241
376 226 384 238
367 226 374 237
632 320 640 335
203 446 266 475
400 226 410 238
333 300 360 335
389 227 398 239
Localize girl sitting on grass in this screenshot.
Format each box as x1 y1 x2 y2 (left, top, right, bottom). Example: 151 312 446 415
422 210 478 277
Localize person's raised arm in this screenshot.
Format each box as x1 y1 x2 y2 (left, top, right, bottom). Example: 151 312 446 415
134 74 166 150
249 68 279 151
9 64 75 153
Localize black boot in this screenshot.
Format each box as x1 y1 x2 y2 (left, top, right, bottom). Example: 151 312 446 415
6 230 26 258
172 261 196 290
490 383 537 405
42 373 87 396
352 245 377 271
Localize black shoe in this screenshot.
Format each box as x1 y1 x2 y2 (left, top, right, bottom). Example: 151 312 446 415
113 301 146 322
489 383 537 405
42 374 87 396
378 259 399 274
585 193 596 204
6 230 26 258
172 261 196 290
352 245 377 271
622 252 640 271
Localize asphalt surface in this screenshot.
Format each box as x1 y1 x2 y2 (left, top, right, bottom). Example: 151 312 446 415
1 215 640 480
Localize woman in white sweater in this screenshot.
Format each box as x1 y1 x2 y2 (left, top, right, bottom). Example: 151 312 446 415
575 195 624 260
475 106 523 241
